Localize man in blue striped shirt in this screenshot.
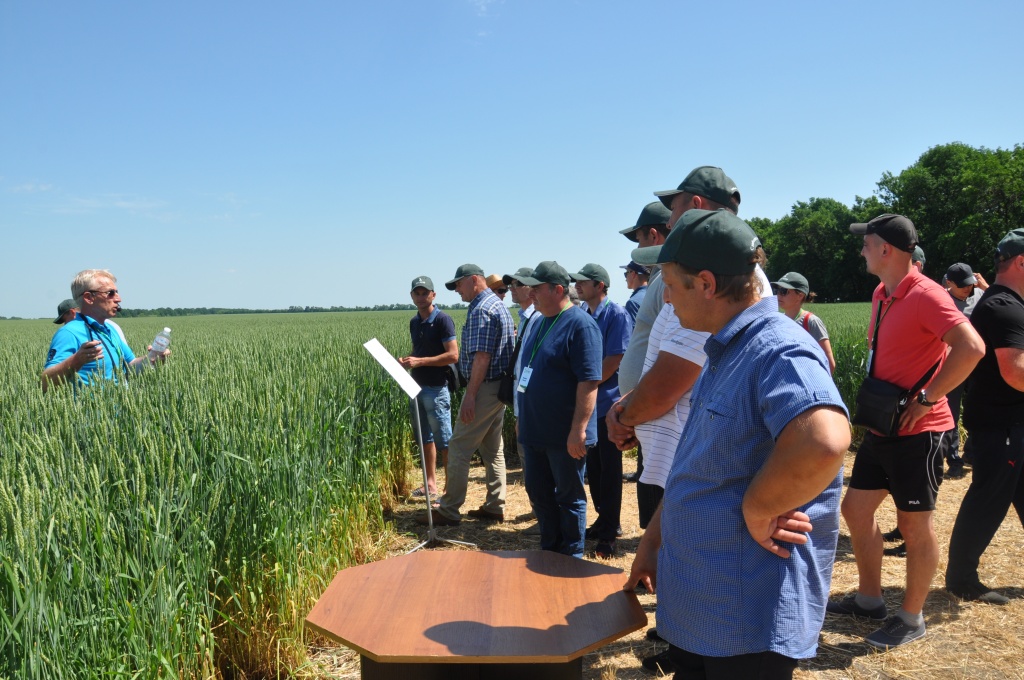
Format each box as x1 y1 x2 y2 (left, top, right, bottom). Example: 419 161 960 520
417 264 515 526
625 210 850 679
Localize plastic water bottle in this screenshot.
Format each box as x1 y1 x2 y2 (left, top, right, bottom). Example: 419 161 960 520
147 327 171 363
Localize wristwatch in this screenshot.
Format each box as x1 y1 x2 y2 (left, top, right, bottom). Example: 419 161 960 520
917 390 938 407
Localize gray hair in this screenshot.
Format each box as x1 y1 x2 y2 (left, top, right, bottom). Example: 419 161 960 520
71 269 117 307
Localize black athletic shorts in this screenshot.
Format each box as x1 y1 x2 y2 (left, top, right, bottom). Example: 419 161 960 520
849 430 949 511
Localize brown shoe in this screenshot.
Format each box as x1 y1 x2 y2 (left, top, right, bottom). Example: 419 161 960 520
415 509 460 526
467 507 504 522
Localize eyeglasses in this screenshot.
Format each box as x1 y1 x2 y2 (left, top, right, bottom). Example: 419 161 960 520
88 289 118 299
509 282 527 289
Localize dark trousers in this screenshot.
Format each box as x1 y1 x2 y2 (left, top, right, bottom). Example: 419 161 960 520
945 381 967 465
667 645 797 680
586 417 622 540
637 481 664 530
946 425 1024 589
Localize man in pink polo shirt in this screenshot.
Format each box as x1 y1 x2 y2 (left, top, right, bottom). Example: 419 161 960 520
826 214 984 650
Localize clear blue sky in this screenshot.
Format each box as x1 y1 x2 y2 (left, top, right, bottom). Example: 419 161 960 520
2 1 1021 318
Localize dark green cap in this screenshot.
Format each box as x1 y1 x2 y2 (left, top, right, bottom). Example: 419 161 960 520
54 298 76 324
654 166 741 211
445 263 485 290
410 275 434 292
518 261 571 288
619 201 672 242
656 209 762 275
912 246 926 265
996 228 1024 262
773 272 809 296
502 267 535 286
631 245 662 267
569 263 610 287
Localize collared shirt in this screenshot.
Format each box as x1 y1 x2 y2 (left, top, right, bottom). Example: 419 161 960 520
658 297 847 659
582 297 632 418
868 268 965 435
45 313 136 386
634 303 708 489
624 284 647 324
619 270 664 393
458 288 515 381
518 304 536 338
409 306 457 387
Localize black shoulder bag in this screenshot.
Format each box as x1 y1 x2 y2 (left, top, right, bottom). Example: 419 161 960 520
851 299 940 437
498 314 531 407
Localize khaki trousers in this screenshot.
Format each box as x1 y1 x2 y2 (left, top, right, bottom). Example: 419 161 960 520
438 380 506 520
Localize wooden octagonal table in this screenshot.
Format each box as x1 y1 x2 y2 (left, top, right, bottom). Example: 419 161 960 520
306 549 647 679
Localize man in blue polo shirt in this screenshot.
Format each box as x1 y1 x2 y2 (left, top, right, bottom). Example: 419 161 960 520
571 263 631 558
399 276 458 499
625 210 850 679
42 269 159 392
517 261 602 558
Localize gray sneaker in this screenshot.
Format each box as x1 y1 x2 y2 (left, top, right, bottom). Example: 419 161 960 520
825 594 887 621
865 615 926 650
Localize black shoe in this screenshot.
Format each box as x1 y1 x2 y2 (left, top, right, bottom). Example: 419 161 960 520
623 471 640 483
595 539 616 559
825 593 888 621
865 615 926 650
646 627 663 642
883 542 907 558
882 527 902 542
945 465 967 479
641 649 674 675
946 582 1010 605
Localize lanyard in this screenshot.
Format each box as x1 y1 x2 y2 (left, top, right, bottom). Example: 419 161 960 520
528 306 567 366
86 320 127 379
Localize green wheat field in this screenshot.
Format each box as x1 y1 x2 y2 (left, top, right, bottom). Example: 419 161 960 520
0 304 869 678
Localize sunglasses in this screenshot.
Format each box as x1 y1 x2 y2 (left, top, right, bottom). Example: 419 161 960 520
88 289 118 299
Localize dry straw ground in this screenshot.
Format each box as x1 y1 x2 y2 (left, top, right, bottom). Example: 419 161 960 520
311 449 1024 679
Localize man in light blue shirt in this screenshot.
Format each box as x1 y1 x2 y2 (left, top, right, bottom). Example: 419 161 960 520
42 269 157 391
625 210 850 678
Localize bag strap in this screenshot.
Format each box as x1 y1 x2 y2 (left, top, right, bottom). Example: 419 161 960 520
801 311 812 331
869 297 941 393
507 313 532 374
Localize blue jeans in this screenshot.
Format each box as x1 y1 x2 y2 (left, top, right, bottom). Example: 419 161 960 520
410 385 452 449
520 442 587 558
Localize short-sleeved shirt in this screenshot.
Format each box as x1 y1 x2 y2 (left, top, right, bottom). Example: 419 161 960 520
964 284 1024 428
635 304 708 489
657 298 847 659
516 304 603 448
795 310 829 343
951 287 984 317
409 307 457 387
45 313 136 386
619 271 664 394
868 269 966 435
584 297 632 418
624 285 647 324
458 289 515 381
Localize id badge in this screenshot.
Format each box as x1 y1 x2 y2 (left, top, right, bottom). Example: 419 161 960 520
518 367 533 393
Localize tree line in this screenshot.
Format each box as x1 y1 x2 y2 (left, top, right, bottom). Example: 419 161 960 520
754 142 1023 301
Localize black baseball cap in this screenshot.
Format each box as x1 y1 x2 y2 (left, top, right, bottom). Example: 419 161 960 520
945 263 977 287
620 261 651 276
850 214 918 253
